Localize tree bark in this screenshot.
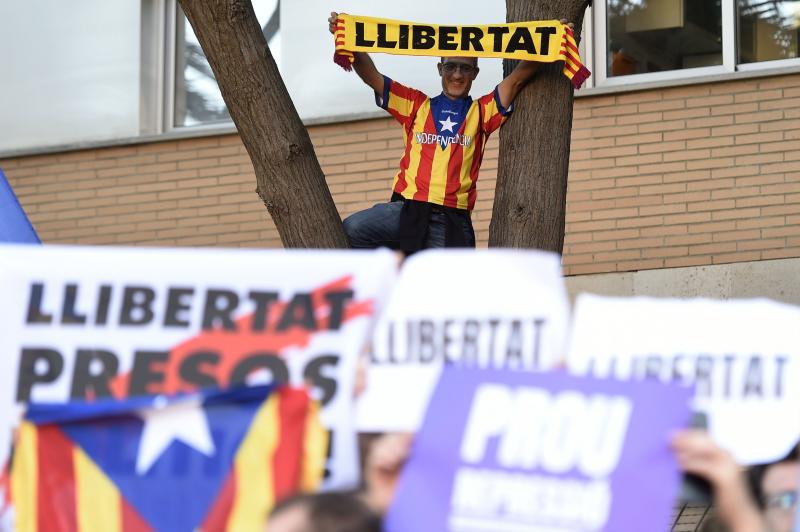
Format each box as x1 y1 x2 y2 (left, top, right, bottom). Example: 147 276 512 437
178 0 349 248
488 0 591 253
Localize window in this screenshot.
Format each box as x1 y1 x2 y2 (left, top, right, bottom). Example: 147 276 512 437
607 0 723 77
173 0 281 128
738 0 800 64
0 0 141 152
594 0 800 85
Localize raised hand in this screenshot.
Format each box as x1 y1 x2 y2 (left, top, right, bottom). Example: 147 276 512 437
328 11 339 35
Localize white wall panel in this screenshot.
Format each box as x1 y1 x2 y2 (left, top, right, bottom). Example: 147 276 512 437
0 1 141 152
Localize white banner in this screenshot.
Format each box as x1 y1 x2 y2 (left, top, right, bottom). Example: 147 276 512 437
357 249 571 432
567 294 800 465
0 244 398 489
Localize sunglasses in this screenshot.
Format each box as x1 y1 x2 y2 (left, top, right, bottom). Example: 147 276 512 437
440 62 477 75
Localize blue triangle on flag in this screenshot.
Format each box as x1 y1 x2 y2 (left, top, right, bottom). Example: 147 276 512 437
0 168 40 244
29 387 272 532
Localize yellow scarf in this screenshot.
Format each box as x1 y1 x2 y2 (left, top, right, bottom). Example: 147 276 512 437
333 13 590 89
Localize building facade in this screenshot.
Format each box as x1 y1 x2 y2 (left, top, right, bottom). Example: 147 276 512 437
1 0 799 304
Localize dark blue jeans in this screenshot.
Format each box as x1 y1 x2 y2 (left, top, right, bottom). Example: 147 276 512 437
343 201 475 249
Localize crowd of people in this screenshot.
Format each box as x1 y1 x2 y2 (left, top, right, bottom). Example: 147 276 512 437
266 430 797 532
313 12 800 531
259 16 800 532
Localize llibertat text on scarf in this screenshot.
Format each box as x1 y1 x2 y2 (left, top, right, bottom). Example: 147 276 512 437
332 13 591 89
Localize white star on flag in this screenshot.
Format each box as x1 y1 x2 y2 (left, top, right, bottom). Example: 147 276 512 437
135 395 216 475
439 116 458 133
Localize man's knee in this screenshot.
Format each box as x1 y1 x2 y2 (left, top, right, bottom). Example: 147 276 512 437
343 210 377 248
342 212 365 240
342 203 400 249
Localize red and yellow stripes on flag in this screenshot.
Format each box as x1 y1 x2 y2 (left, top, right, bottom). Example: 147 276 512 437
202 387 328 531
333 14 591 88
560 26 591 90
11 388 327 532
11 422 150 532
299 400 327 492
10 422 36 532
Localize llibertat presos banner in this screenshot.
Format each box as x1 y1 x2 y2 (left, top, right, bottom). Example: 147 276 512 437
357 249 571 432
0 244 398 489
566 294 800 466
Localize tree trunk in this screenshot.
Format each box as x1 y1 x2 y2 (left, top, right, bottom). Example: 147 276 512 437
178 0 349 248
488 0 591 253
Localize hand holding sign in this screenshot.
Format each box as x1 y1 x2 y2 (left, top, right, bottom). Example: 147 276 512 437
672 430 765 532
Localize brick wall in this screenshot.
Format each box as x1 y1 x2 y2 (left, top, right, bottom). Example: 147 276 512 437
564 73 800 275
1 137 274 248
2 73 798 277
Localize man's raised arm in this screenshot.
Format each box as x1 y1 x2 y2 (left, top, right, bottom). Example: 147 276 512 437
496 20 575 109
329 12 385 95
496 61 539 110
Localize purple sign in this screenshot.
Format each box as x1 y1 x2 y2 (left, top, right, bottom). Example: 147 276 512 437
385 367 692 532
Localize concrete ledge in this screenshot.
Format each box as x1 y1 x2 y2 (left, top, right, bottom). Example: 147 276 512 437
565 257 800 305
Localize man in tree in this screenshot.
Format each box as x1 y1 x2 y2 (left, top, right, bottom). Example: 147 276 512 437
329 13 564 253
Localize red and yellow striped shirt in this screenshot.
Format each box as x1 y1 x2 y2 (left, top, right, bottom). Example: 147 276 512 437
378 76 512 211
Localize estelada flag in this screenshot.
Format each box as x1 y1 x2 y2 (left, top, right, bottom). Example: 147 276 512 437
9 385 326 532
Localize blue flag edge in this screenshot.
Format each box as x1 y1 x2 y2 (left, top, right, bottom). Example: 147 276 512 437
0 168 40 244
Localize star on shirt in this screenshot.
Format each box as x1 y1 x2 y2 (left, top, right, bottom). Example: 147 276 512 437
439 116 458 133
135 395 216 475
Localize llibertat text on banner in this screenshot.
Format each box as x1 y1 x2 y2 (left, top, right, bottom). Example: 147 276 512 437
357 249 571 432
0 244 398 489
566 294 800 466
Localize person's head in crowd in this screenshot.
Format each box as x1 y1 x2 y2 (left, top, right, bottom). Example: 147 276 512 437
748 445 799 532
266 491 382 532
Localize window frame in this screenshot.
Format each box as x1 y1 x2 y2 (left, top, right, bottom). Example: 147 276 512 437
590 0 800 88
140 0 168 137
165 0 236 132
163 0 179 133
163 0 282 132
580 5 595 89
